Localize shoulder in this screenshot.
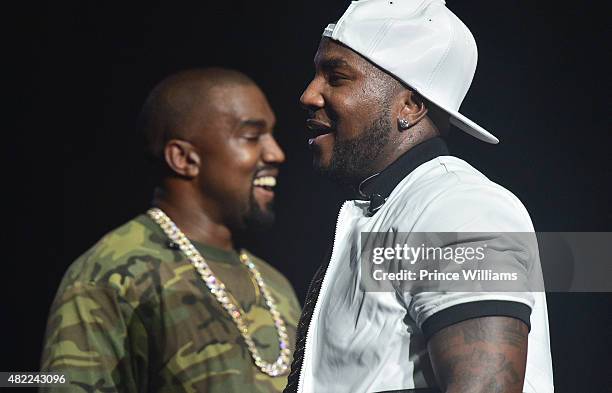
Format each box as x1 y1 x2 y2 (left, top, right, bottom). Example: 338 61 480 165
58 215 177 298
392 156 535 232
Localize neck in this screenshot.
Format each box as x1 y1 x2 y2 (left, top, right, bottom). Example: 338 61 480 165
152 184 234 251
371 117 439 176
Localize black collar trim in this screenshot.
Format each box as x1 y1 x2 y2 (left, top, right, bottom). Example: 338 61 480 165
359 137 449 215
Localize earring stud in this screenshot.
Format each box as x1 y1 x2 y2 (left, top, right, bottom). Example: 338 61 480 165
398 118 410 130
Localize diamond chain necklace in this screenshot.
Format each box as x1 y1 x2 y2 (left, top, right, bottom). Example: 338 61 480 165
147 207 291 376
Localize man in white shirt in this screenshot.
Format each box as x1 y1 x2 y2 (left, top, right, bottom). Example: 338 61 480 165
284 1 554 392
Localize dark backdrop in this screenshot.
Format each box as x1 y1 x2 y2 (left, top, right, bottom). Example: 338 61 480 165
7 1 611 392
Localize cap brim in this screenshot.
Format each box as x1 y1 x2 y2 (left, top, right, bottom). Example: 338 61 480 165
417 89 499 144
448 110 499 144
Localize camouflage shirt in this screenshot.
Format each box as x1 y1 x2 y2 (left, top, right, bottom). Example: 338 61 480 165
41 214 301 393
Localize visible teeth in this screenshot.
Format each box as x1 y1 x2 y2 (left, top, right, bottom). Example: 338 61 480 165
253 176 277 187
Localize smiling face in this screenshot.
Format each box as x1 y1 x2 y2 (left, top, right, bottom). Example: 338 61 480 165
300 38 401 185
187 83 285 230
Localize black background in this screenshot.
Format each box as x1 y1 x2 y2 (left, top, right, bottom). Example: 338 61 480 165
6 1 611 392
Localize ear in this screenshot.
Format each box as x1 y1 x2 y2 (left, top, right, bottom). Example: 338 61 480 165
397 90 428 130
163 139 201 178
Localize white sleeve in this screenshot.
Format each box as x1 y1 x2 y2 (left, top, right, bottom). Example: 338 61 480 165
397 180 540 339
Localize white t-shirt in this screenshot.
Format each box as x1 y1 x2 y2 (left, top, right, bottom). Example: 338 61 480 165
297 155 554 393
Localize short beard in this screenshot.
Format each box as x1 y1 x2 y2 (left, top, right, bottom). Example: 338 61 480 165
318 107 392 185
243 191 275 231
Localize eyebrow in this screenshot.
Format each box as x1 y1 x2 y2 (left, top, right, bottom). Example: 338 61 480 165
239 119 268 129
319 58 351 71
238 118 276 133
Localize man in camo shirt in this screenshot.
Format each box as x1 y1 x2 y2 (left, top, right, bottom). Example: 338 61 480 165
41 68 300 392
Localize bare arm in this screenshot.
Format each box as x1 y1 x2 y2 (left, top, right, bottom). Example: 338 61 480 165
427 316 528 393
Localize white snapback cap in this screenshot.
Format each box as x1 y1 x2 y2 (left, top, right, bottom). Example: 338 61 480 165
323 0 499 144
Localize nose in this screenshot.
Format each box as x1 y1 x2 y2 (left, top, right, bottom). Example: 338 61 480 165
262 135 286 165
300 77 324 111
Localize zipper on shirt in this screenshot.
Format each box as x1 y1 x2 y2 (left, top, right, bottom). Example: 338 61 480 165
297 201 351 393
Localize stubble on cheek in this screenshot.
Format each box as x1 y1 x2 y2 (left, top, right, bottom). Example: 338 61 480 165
322 108 392 185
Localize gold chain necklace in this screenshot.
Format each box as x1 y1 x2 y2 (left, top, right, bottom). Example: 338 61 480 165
147 207 291 377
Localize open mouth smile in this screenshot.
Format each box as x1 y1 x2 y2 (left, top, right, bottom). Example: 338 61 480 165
252 175 277 191
252 169 279 202
306 118 335 145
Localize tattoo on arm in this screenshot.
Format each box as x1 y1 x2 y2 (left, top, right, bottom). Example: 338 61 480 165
427 316 528 393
